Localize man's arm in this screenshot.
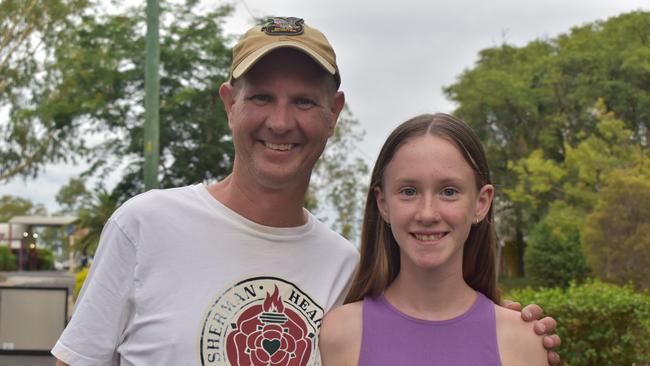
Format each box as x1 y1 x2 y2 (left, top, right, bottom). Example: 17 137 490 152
55 360 69 366
504 301 561 365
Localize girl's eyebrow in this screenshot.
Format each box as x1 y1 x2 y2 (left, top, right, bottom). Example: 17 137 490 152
392 175 466 185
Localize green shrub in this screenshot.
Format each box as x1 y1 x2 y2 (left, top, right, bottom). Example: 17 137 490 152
524 202 590 288
74 267 90 299
36 247 54 270
0 245 17 271
510 280 650 366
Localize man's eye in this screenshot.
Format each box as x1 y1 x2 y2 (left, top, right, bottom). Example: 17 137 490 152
295 98 316 109
249 95 272 104
400 187 417 196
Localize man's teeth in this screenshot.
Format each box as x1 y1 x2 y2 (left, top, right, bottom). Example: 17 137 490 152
415 233 445 241
266 142 293 151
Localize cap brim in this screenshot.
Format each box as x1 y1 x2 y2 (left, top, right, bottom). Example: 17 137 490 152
232 41 336 80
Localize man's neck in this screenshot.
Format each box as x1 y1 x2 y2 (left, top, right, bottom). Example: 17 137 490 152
207 174 309 227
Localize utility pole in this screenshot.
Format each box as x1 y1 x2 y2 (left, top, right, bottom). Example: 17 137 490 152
143 0 160 190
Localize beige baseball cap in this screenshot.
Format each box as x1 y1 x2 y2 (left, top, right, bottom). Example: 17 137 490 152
230 17 341 88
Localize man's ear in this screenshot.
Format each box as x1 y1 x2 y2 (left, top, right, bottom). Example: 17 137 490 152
328 91 345 137
219 82 236 123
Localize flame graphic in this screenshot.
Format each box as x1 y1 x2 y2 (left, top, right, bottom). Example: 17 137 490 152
262 285 285 312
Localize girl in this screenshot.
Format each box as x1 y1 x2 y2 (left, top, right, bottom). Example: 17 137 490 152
320 113 548 365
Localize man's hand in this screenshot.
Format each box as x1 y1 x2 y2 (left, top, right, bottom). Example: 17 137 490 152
503 300 561 365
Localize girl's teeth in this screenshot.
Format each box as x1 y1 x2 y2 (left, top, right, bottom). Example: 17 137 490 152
416 233 444 241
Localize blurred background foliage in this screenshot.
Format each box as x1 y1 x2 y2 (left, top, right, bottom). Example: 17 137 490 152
445 11 650 292
1 2 649 364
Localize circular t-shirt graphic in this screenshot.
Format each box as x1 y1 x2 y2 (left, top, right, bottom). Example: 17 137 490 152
199 276 324 366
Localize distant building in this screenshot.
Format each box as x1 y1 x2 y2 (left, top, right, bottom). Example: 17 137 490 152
0 216 78 270
0 223 28 250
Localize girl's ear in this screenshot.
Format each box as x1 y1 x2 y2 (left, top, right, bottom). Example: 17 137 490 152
374 186 389 223
474 184 494 223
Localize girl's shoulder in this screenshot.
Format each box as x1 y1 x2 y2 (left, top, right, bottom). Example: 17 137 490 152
319 301 364 366
494 305 547 366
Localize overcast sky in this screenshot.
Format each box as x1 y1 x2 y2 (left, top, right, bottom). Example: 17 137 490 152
1 0 648 212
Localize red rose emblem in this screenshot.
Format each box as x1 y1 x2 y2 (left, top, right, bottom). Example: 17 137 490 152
226 286 312 366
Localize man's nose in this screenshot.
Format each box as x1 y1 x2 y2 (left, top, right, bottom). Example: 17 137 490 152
267 103 295 134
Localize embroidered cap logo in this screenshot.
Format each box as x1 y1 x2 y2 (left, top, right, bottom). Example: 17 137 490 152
261 17 305 36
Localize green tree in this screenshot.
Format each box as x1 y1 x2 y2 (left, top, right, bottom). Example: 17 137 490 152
75 187 119 256
0 0 91 181
444 11 650 274
56 177 92 214
2 0 235 195
582 168 650 290
57 1 235 202
52 178 117 258
523 202 590 288
0 195 47 221
507 104 646 279
308 107 369 242
507 102 642 213
446 11 650 171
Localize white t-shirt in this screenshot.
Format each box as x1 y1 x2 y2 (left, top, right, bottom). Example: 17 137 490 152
52 184 359 366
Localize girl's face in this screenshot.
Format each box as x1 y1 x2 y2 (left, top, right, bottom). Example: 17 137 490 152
375 134 493 272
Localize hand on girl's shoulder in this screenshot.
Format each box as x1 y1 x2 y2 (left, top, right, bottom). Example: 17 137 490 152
495 305 548 366
319 301 363 366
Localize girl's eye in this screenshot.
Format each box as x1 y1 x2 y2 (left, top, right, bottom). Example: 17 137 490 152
441 188 458 197
400 187 417 197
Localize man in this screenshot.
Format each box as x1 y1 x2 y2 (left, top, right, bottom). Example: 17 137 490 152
53 17 560 365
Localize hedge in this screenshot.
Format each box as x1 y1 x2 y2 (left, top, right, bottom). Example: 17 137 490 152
0 245 17 271
510 280 650 366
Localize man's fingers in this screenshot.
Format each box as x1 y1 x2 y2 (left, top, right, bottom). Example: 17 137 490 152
502 299 522 311
543 334 561 349
535 316 558 334
521 303 543 321
547 350 561 366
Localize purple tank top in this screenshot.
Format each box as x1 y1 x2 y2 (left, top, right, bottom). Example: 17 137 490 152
358 291 501 365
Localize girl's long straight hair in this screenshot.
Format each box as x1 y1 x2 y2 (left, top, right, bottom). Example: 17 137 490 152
345 113 500 304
